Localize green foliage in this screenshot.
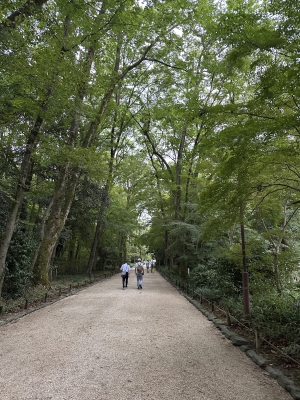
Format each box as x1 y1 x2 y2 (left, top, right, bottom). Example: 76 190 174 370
167 219 202 268
0 192 10 238
219 296 244 320
189 244 243 302
2 225 36 299
282 343 300 357
251 290 300 343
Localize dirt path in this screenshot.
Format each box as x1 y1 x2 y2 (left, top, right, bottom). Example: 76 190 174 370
0 270 291 400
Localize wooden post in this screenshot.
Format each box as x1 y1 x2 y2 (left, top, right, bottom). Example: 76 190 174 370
226 310 231 325
199 294 203 304
25 299 28 309
211 301 214 312
44 293 48 302
255 330 261 349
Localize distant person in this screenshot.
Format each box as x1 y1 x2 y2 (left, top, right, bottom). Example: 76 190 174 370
135 259 144 289
151 259 155 273
120 261 131 289
146 260 150 273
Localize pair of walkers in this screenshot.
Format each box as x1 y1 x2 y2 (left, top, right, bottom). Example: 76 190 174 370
120 260 145 290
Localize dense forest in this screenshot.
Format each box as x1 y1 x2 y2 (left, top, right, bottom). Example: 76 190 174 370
0 0 300 343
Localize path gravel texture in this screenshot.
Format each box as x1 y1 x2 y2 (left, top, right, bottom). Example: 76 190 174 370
0 270 291 400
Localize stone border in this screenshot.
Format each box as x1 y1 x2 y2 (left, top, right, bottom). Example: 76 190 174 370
161 274 300 400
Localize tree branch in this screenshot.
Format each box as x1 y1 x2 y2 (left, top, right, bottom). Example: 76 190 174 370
144 58 186 71
0 0 49 32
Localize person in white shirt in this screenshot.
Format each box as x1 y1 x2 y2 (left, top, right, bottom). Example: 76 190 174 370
120 262 131 289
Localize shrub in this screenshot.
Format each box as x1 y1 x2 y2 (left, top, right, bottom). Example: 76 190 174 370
251 291 300 343
2 225 36 299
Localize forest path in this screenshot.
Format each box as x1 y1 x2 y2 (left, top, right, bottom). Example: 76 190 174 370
0 270 291 400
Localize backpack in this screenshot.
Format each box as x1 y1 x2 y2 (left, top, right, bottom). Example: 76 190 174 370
137 264 143 273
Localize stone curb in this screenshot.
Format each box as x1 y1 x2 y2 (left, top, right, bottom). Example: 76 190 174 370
186 294 300 399
160 275 300 400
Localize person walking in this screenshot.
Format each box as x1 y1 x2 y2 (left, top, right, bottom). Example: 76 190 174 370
120 261 131 289
135 259 144 289
150 259 155 273
146 260 150 273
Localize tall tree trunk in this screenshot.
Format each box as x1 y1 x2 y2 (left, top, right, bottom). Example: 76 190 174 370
174 129 186 221
117 233 126 267
32 39 97 283
0 116 43 295
175 128 186 276
164 230 169 268
31 197 54 268
33 165 80 283
86 184 109 277
183 123 203 219
240 205 250 316
273 248 282 293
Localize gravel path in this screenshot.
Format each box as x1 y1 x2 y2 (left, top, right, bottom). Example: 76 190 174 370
0 270 291 400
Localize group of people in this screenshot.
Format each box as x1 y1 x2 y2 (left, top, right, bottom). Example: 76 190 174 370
145 260 155 273
120 259 156 290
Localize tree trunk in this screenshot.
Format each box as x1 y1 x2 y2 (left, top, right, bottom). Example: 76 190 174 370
0 116 43 296
118 233 126 265
273 246 282 293
33 165 80 283
163 230 169 268
32 39 98 283
183 123 203 219
240 205 250 316
86 185 109 277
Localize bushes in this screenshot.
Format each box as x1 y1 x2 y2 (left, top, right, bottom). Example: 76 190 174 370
186 254 300 344
251 291 300 343
190 259 241 302
2 225 36 299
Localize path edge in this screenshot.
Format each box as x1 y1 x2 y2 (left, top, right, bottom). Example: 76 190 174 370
160 272 300 400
